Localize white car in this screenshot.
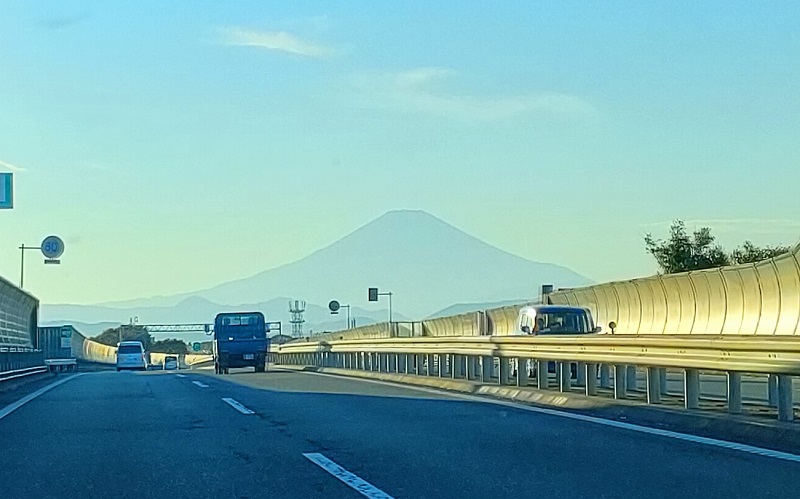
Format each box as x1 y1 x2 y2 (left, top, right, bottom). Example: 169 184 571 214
116 341 147 371
162 356 179 370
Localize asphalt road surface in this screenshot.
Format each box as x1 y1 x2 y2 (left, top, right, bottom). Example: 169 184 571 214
1 368 799 498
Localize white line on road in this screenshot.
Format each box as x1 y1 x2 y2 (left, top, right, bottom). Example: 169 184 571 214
291 369 800 464
304 452 394 499
222 397 254 414
192 380 209 388
175 374 186 378
0 374 84 422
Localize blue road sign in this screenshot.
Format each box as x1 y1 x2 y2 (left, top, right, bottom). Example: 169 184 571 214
41 235 65 259
0 173 12 209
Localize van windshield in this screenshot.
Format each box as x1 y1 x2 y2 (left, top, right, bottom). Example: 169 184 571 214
535 312 590 334
118 345 142 354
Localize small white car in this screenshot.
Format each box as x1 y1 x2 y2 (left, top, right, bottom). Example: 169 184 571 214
116 341 147 371
162 356 179 370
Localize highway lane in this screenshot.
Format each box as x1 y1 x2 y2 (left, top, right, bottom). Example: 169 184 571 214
1 369 799 498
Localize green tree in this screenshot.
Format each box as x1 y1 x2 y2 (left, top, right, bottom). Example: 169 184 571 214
149 338 188 354
645 220 791 274
93 325 153 349
730 240 791 265
645 220 729 274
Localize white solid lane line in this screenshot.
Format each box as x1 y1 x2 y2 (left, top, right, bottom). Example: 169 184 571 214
0 374 84 422
192 380 209 388
222 397 255 414
175 374 186 378
303 452 394 499
293 369 800 465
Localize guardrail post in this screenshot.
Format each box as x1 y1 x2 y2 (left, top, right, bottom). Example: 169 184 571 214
536 359 548 389
576 362 587 386
481 356 493 382
465 356 477 380
777 375 794 421
516 357 529 387
499 358 510 385
452 355 464 379
614 364 627 399
585 363 598 396
599 364 611 388
646 367 661 404
626 366 637 391
684 369 699 409
558 362 571 392
727 371 742 414
380 354 389 372
768 374 779 407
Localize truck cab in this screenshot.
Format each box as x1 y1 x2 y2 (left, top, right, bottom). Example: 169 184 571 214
515 305 600 336
213 312 269 374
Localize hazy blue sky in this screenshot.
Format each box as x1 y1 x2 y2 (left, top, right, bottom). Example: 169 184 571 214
1 1 798 305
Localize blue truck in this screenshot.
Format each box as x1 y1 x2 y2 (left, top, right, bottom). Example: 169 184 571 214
213 312 269 374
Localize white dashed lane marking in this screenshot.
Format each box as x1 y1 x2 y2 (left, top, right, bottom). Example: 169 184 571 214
303 452 394 498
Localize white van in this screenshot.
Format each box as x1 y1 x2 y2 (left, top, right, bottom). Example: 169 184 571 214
116 341 147 371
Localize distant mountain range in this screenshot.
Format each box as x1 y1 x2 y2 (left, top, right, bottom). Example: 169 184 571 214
41 210 591 335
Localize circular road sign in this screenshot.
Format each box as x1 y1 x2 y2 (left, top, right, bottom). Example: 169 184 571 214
328 300 340 312
41 235 65 259
192 342 201 352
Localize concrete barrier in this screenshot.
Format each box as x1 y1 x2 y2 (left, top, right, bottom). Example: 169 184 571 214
71 330 116 364
550 242 800 336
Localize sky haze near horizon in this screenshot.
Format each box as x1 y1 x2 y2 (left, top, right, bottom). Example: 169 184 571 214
1 1 798 306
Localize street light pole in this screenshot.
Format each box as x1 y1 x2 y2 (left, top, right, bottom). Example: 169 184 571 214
341 304 351 330
378 292 393 323
19 244 41 288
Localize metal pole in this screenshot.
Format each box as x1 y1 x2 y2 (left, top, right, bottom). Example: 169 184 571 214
19 244 25 288
388 292 393 323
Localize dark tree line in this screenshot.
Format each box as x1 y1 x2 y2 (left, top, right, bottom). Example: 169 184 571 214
93 325 187 353
645 220 791 274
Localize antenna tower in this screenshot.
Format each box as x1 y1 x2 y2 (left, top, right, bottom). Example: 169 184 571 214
289 300 306 337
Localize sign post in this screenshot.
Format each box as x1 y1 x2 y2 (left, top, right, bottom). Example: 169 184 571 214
368 287 393 323
19 235 65 288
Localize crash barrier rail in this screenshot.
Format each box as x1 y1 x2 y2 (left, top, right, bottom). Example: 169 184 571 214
0 365 49 382
550 242 800 336
44 358 78 372
311 306 523 343
276 335 800 421
0 350 45 374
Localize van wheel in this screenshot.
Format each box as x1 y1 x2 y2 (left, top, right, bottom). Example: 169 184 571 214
116 368 120 372
223 367 229 374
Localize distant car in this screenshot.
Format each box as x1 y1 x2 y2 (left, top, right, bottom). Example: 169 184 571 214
116 341 147 371
511 305 601 378
162 356 179 370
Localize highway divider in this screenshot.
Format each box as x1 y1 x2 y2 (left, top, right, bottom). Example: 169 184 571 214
275 335 800 421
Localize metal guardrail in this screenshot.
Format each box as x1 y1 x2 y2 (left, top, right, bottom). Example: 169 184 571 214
276 335 799 421
0 366 48 382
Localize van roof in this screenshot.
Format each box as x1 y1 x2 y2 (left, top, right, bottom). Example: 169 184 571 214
525 305 590 314
118 341 144 346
